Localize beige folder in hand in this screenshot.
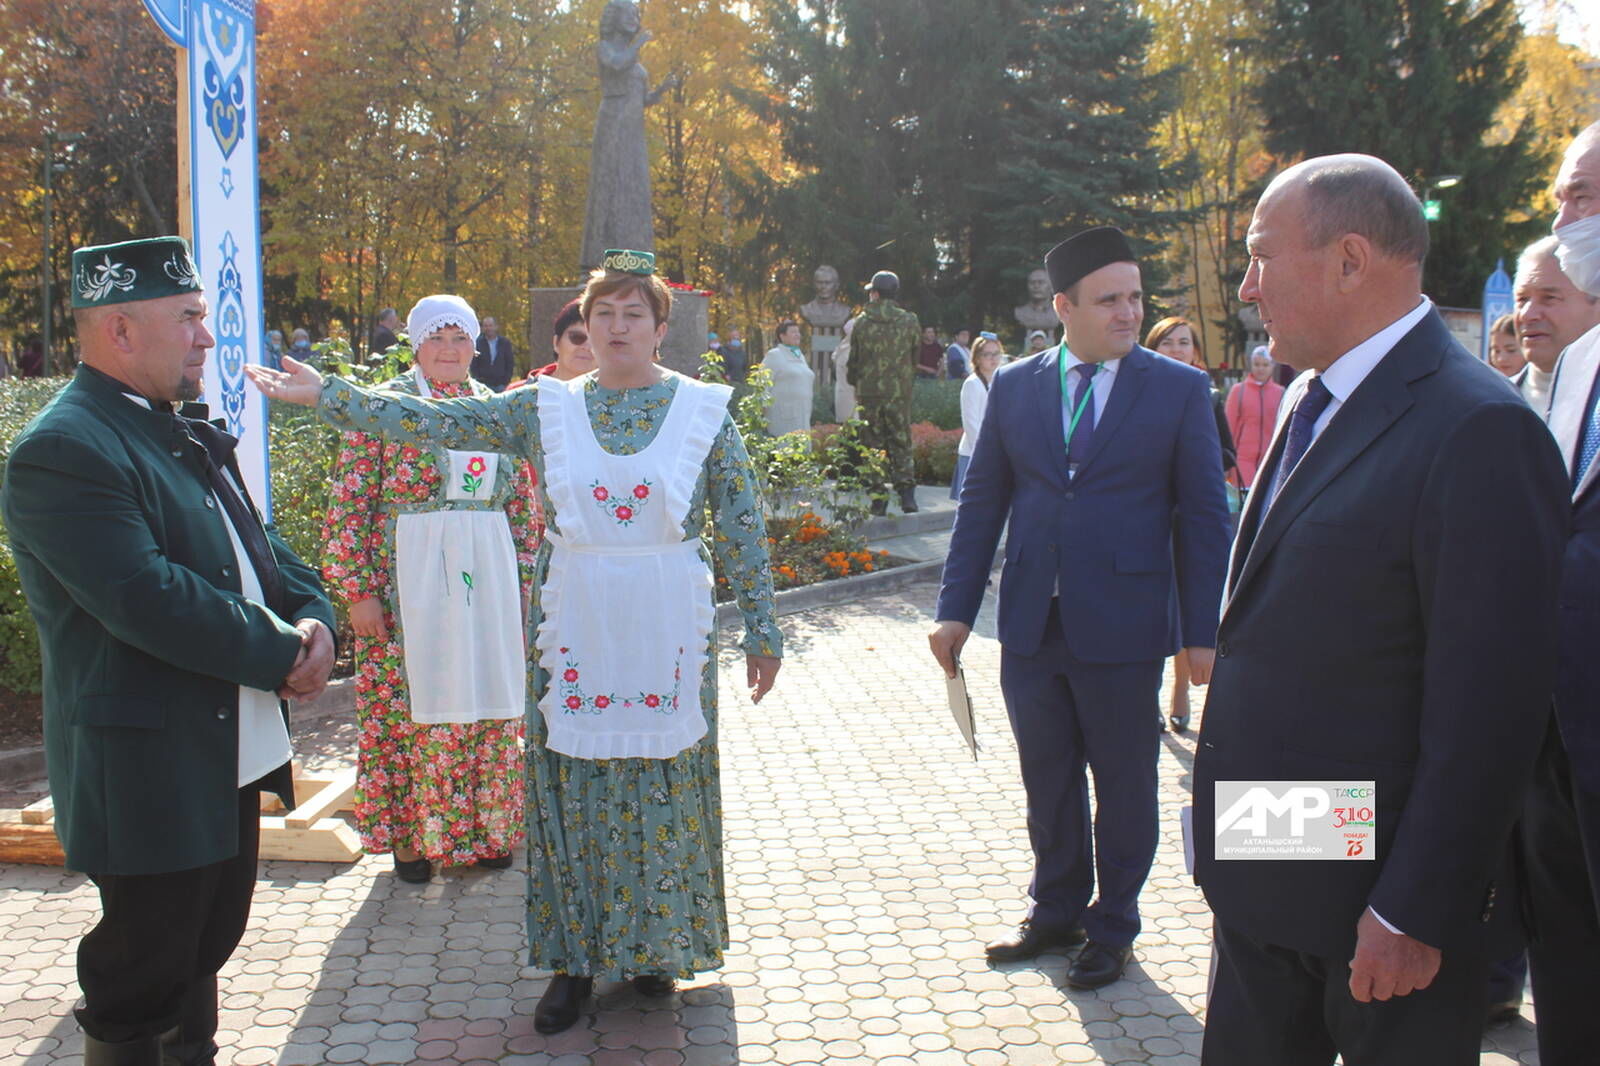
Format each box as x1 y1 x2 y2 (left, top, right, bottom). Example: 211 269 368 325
946 666 978 759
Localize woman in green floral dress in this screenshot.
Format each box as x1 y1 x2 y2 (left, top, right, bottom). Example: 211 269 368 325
248 251 781 1037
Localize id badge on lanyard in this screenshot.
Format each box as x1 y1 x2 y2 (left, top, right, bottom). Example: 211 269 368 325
1059 346 1098 481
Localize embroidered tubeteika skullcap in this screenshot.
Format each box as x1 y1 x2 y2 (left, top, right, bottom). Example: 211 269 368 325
407 294 480 345
602 249 656 275
70 236 202 309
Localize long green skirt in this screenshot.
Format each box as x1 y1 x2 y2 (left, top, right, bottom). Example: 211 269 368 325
523 631 727 979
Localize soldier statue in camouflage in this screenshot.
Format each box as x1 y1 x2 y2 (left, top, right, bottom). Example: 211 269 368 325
847 270 921 514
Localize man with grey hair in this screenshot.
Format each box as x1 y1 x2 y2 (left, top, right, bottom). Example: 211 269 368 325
371 307 400 355
1523 118 1600 1066
1192 154 1568 1063
1512 235 1600 417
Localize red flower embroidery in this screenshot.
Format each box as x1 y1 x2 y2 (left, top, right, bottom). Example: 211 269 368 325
563 668 579 682
633 484 650 499
466 455 487 476
594 695 611 709
644 694 661 708
566 695 582 710
614 505 633 521
593 486 609 501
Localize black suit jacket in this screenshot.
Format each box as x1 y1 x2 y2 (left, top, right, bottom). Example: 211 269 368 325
472 335 514 392
1193 309 1569 959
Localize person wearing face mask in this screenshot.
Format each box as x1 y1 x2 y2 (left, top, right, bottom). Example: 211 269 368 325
1522 120 1600 1066
246 250 782 1038
319 295 540 885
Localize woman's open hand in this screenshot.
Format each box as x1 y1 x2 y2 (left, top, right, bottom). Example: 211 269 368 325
746 654 781 704
245 354 323 406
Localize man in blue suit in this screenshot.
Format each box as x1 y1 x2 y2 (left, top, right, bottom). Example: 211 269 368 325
929 226 1230 989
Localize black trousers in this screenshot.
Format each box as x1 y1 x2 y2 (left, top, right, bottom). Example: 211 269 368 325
1203 920 1489 1066
998 604 1163 946
75 784 262 1044
1524 719 1600 1066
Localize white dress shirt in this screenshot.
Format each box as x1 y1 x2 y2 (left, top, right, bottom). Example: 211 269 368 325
1308 297 1432 444
125 394 291 787
1058 344 1122 438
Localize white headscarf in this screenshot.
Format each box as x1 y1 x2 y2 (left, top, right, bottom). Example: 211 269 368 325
407 294 480 346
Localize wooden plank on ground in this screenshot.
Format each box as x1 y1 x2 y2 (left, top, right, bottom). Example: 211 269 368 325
0 821 65 865
20 795 54 825
258 816 363 863
285 770 357 830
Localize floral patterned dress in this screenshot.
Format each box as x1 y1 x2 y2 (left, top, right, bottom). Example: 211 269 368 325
320 372 541 864
317 372 781 979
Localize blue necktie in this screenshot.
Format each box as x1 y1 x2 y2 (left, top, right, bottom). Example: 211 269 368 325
1264 376 1334 511
1066 363 1098 475
1575 382 1600 488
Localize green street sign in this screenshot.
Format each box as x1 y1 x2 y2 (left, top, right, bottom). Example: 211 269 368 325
1422 199 1442 222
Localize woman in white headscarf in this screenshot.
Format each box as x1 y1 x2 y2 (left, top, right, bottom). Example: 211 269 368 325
319 295 541 883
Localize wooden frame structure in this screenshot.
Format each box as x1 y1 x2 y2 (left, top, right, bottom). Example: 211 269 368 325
0 770 362 866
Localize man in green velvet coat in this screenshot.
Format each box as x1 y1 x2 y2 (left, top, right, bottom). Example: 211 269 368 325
0 237 336 1066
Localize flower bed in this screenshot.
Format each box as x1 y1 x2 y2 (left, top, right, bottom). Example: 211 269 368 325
716 511 894 601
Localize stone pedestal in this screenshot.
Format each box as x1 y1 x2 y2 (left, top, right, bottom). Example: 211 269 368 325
531 284 708 378
808 326 842 389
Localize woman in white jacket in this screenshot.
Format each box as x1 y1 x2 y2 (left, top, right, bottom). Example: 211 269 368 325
951 332 1004 499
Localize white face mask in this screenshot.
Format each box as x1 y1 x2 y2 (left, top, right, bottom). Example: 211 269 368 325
1554 212 1600 297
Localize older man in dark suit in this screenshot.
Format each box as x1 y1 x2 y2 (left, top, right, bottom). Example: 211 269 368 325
930 226 1230 989
1523 120 1600 1066
472 315 515 392
1 237 336 1066
1193 156 1569 1065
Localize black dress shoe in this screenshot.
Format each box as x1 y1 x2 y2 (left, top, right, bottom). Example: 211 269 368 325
534 974 593 1035
898 486 920 513
1168 713 1189 734
1066 940 1133 989
631 973 677 997
85 1034 162 1066
393 855 432 883
985 920 1087 962
475 853 514 870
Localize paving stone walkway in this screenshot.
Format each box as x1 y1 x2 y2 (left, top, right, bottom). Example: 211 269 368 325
2 581 1542 1064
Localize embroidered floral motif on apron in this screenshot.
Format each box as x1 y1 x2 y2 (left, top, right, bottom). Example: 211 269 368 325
534 372 732 759
392 367 526 723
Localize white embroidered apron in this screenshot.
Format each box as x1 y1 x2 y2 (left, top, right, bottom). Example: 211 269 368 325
392 367 526 723
534 372 732 759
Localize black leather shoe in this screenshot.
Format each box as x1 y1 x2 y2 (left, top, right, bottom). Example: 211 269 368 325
393 855 432 883
1168 714 1189 734
475 853 514 870
985 920 1087 962
85 1034 162 1065
631 974 677 997
898 487 920 513
1066 940 1133 989
534 974 593 1035
1485 998 1523 1027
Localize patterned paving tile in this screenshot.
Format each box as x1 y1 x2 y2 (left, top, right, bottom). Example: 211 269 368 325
1 580 1542 1064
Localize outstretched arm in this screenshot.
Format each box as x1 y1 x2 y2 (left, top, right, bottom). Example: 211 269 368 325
247 356 534 456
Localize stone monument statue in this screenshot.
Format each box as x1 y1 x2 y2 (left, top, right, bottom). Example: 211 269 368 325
799 265 852 387
578 1 678 272
1013 267 1059 342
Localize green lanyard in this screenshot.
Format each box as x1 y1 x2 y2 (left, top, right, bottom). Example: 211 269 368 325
1058 343 1100 453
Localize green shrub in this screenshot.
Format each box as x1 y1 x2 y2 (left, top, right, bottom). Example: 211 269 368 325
911 378 963 430
912 421 961 485
0 377 69 695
